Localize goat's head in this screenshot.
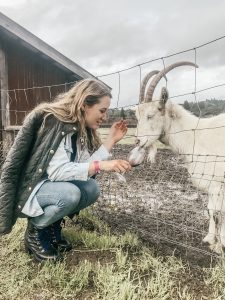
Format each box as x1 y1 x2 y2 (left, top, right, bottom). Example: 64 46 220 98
128 61 198 166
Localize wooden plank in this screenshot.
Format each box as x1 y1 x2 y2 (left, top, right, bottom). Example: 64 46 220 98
0 45 9 128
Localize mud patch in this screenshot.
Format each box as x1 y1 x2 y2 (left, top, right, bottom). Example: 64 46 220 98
66 248 116 266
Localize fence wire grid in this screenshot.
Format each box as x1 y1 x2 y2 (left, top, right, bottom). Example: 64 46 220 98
1 34 225 264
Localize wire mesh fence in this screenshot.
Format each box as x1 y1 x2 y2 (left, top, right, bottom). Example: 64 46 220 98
92 144 219 263
1 34 225 264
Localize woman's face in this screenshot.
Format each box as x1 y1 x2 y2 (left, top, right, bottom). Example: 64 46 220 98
83 95 111 129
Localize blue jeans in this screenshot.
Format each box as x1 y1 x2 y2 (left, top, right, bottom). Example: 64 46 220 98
31 178 100 229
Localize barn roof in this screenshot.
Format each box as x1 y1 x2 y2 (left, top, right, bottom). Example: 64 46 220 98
0 12 97 80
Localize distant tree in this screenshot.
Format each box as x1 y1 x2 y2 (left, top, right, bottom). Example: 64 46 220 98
185 99 225 117
199 101 205 109
120 107 125 119
183 100 190 111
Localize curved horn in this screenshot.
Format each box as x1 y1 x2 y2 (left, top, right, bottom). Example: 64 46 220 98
145 61 199 102
139 70 160 103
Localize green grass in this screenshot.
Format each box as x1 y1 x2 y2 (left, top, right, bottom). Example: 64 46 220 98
0 211 224 299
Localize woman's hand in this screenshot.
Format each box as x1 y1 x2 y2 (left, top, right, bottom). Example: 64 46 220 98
109 120 128 144
100 159 132 173
103 120 128 151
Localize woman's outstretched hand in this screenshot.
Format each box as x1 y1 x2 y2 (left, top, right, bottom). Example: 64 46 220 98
109 120 128 143
100 159 131 173
103 120 128 151
88 159 131 177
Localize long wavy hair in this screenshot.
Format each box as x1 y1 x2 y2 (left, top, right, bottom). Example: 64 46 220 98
29 78 112 151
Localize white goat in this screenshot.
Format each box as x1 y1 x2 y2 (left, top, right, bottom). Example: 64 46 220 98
128 61 225 253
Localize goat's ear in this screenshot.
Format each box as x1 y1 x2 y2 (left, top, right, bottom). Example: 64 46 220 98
132 105 139 116
133 105 138 112
159 87 169 106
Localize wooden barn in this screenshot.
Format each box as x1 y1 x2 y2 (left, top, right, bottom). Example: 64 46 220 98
0 12 97 156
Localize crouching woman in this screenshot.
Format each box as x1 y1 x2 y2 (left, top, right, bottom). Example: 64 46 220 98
0 79 131 262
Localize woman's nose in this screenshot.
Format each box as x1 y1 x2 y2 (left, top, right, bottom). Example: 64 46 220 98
102 113 108 121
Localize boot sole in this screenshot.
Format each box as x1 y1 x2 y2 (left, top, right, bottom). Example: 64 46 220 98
24 243 62 263
53 244 73 253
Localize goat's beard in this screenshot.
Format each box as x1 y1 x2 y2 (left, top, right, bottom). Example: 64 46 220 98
147 143 158 163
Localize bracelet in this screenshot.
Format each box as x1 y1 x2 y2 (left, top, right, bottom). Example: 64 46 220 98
93 161 101 174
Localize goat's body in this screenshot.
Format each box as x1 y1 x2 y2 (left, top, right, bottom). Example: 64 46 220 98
162 104 225 251
164 104 225 209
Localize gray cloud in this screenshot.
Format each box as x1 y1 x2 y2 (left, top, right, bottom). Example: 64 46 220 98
0 0 225 105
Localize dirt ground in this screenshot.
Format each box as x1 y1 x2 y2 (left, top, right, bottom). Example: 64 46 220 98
0 142 217 268
93 144 220 267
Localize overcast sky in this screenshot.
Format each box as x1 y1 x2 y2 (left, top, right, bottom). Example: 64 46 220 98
0 0 225 107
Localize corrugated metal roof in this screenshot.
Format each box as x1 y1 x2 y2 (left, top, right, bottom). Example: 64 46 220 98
0 12 97 80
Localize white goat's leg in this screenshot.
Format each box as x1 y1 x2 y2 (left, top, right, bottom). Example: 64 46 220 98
209 242 223 254
147 143 157 163
218 213 225 249
203 209 216 245
209 212 224 254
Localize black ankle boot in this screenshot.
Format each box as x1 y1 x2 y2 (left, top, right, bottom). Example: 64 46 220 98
24 220 61 262
50 219 72 252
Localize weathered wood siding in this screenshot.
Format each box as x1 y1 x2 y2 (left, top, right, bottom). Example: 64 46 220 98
1 34 75 126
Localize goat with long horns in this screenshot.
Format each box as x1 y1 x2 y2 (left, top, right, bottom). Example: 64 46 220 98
128 61 225 254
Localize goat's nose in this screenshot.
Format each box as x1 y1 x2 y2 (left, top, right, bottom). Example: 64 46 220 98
135 138 140 145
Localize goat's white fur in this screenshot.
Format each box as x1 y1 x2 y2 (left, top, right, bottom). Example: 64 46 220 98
129 98 225 253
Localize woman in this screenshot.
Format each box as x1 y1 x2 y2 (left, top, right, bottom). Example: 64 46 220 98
0 78 131 262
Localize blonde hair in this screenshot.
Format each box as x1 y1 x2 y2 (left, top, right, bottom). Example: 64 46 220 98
29 78 112 151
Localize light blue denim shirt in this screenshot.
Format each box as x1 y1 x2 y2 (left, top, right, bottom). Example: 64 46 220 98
22 133 110 217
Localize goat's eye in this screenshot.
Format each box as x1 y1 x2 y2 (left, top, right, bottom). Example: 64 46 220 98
147 115 152 120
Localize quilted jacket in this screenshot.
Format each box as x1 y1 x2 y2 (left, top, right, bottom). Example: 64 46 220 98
0 111 78 234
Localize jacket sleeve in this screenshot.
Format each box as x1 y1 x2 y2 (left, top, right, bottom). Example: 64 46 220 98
0 112 43 234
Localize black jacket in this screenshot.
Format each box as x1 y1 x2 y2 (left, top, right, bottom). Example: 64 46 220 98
0 111 77 234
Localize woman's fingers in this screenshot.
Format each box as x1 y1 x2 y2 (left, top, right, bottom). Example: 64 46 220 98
115 160 131 172
116 122 128 135
114 166 126 173
115 120 127 128
101 159 132 173
122 126 128 133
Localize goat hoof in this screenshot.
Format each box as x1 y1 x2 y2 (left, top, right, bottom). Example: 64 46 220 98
202 241 210 246
209 243 223 254
202 235 216 245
